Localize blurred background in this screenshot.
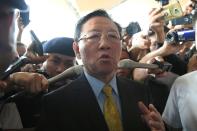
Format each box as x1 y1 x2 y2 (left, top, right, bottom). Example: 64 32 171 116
21 0 188 45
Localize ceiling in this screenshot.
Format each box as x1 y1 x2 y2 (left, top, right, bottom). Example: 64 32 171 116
75 0 126 12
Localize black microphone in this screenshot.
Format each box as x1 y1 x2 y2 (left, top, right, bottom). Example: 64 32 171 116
118 59 159 69
0 56 30 80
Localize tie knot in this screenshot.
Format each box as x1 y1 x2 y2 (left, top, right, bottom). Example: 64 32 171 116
103 85 112 97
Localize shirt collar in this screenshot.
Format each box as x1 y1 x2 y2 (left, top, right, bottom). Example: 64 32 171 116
84 71 119 98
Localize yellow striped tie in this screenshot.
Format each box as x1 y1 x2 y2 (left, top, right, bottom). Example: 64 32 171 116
103 85 123 131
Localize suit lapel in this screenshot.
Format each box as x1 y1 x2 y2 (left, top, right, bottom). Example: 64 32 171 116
74 73 108 131
117 77 149 131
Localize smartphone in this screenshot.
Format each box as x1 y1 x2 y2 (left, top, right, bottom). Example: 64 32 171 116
162 0 184 21
20 11 30 27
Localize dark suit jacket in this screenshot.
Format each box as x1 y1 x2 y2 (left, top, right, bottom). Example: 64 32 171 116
36 73 152 131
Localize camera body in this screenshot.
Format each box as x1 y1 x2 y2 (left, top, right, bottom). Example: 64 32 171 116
171 14 193 26
165 29 195 44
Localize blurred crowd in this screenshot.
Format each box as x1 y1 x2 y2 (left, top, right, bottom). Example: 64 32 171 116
0 0 197 131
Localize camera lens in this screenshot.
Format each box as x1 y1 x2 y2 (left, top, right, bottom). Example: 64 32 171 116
166 32 178 44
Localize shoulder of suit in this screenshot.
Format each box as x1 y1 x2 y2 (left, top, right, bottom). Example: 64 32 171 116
117 76 148 89
45 75 85 96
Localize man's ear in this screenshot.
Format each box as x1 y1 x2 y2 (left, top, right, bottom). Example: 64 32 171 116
73 41 81 59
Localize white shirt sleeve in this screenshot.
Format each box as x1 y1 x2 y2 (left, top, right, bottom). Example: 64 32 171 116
162 79 182 128
0 103 23 129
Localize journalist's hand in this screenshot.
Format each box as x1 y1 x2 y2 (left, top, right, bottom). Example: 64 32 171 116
138 101 165 131
9 72 48 93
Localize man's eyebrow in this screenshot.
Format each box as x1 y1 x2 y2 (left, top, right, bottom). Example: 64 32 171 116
87 29 118 33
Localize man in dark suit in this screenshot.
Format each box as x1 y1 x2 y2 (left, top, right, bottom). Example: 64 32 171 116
36 9 165 131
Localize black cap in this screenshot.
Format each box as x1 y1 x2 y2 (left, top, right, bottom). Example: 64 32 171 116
0 0 27 10
43 37 75 57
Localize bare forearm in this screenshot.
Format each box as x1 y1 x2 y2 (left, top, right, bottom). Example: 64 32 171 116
17 31 23 42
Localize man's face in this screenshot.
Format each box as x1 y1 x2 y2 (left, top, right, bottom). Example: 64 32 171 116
0 6 16 74
76 16 121 78
42 53 75 78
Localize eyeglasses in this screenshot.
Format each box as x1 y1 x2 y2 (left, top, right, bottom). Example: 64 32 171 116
78 31 121 43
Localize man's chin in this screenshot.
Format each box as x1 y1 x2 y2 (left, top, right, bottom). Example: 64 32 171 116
97 67 114 75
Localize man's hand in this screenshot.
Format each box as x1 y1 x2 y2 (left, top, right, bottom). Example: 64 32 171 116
148 8 165 43
138 101 165 131
0 80 7 92
25 41 48 64
158 40 183 56
146 56 166 76
9 72 48 93
21 64 40 72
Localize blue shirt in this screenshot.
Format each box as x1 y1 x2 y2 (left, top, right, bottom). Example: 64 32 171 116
84 71 122 116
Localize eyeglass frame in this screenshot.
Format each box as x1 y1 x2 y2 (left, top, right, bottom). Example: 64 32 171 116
77 31 122 43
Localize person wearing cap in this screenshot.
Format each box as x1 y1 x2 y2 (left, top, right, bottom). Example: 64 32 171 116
41 37 76 79
11 37 76 128
0 0 27 75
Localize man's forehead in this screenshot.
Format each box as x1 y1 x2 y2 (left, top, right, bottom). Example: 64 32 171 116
81 16 118 32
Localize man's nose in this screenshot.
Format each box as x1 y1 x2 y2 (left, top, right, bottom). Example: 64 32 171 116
98 35 110 49
56 63 65 73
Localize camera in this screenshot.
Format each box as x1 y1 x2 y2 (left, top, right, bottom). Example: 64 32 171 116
165 29 195 44
171 14 193 26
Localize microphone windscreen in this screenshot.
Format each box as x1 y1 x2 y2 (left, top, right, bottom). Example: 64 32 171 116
118 59 159 69
48 65 83 85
